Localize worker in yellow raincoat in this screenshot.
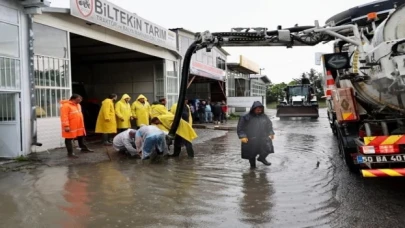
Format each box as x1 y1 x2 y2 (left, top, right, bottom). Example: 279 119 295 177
170 98 193 126
151 97 170 118
115 94 133 133
131 94 151 129
151 103 197 158
95 93 118 145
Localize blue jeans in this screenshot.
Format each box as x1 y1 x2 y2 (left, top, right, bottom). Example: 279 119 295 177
142 133 167 160
205 111 212 122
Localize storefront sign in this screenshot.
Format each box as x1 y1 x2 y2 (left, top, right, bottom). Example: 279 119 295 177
70 0 177 51
239 55 260 74
190 60 226 81
227 96 263 108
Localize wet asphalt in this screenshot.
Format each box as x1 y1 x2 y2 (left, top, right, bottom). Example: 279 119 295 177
2 109 405 228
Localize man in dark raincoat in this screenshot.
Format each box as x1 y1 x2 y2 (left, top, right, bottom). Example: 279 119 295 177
237 101 275 168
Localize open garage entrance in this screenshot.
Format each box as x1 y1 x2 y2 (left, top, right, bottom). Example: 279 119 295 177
186 76 226 102
70 33 164 135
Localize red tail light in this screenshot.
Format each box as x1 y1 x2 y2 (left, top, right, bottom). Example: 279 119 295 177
360 145 400 154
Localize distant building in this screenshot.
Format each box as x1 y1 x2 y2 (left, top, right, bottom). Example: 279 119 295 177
227 56 270 113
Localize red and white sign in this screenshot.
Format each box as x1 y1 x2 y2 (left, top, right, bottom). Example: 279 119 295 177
190 60 226 81
76 0 93 17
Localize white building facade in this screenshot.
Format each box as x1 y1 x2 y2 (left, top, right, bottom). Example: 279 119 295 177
0 0 181 157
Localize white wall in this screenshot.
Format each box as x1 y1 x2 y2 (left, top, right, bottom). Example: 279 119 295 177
34 118 64 152
73 61 161 102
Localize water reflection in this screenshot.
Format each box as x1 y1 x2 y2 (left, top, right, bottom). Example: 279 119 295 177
59 167 91 228
239 170 274 226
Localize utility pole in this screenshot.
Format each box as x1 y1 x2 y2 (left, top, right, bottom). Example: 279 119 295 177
259 68 265 75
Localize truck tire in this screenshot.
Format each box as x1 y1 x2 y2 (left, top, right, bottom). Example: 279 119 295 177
327 111 337 136
336 124 359 173
331 124 338 136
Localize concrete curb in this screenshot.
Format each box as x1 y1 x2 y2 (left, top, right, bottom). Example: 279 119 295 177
193 125 237 131
192 124 207 129
213 126 237 131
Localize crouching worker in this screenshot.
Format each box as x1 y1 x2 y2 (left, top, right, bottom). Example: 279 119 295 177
135 125 168 160
151 114 197 158
112 129 138 157
237 101 275 169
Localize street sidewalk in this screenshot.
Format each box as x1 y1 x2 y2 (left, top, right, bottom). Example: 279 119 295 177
0 128 228 172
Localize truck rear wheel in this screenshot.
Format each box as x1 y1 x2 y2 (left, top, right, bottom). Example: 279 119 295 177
331 125 337 136
336 125 359 173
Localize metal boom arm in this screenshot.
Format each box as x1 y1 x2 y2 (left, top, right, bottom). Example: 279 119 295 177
168 22 363 139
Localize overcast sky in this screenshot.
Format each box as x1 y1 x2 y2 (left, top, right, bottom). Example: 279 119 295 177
50 0 372 83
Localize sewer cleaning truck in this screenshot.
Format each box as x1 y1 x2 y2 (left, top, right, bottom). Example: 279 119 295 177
321 0 405 177
170 0 405 177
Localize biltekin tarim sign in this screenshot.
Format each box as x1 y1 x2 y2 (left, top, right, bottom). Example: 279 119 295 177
70 0 177 51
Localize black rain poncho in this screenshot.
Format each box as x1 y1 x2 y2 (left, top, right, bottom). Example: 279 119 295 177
237 101 275 160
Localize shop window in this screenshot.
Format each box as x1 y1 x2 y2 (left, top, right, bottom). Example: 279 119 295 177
166 60 179 108
154 63 164 100
167 77 178 94
0 93 16 122
0 57 20 90
0 22 19 58
216 57 226 70
34 55 71 118
35 88 70 118
33 23 68 59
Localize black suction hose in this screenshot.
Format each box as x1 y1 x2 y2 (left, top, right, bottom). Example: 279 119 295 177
168 41 198 138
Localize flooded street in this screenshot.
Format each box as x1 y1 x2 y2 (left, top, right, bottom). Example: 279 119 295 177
2 109 405 228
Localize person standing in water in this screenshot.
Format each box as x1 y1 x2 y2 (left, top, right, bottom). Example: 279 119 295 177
237 101 274 168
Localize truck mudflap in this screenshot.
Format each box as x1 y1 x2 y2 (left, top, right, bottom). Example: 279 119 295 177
276 105 319 118
361 169 405 177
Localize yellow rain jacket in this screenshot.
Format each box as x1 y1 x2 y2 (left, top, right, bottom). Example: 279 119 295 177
151 103 170 118
156 114 197 142
170 103 193 125
95 98 117 133
115 94 132 129
131 94 151 127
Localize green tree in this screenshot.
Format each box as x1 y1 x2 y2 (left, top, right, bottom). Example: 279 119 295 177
266 82 287 103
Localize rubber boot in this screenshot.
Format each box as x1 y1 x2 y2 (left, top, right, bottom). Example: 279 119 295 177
257 156 271 166
170 145 181 157
185 142 194 158
249 158 256 169
102 134 112 146
66 140 79 158
78 137 94 152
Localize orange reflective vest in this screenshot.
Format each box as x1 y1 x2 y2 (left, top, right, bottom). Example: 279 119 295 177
60 100 86 139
